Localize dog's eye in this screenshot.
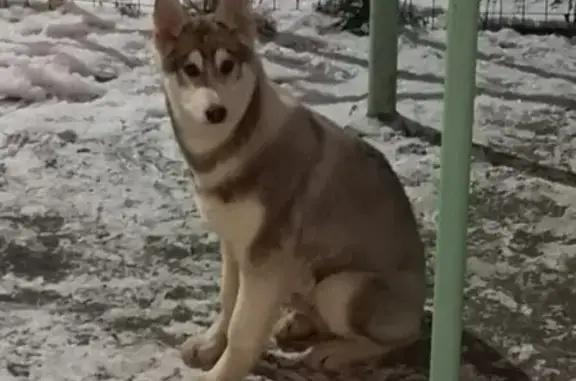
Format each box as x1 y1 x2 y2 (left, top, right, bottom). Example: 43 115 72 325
183 64 201 78
220 59 235 75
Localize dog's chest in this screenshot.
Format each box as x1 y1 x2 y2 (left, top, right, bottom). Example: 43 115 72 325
194 194 265 253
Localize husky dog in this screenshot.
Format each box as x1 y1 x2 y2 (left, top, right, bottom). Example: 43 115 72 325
152 0 426 380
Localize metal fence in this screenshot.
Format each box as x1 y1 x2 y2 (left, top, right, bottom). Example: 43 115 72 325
481 0 575 23
478 0 576 34
1 0 575 35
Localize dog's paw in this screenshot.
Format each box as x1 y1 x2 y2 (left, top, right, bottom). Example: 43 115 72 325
189 371 213 381
188 371 215 381
274 311 318 351
303 339 386 371
180 331 227 370
303 340 362 371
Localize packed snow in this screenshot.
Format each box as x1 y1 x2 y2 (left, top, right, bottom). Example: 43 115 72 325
1 1 575 381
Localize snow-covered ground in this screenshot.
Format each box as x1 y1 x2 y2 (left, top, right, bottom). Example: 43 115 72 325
1 1 575 381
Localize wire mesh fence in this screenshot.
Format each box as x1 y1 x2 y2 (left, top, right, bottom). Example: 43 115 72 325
315 0 576 33
481 0 575 23
0 0 308 18
479 0 576 33
1 0 575 35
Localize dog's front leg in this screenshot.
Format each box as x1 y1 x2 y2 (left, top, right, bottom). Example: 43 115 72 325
181 241 238 370
198 257 287 381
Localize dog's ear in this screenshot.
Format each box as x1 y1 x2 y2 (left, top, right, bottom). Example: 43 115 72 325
153 0 187 54
214 0 256 45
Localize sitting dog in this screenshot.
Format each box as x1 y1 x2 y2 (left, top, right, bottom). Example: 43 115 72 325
151 0 426 380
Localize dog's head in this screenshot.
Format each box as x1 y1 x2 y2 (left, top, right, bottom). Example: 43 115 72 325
153 0 258 126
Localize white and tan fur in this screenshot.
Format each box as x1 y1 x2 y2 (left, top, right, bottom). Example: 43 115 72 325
152 1 427 380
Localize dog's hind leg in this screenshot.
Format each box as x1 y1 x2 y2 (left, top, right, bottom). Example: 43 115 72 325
273 305 333 351
274 310 317 347
304 272 423 371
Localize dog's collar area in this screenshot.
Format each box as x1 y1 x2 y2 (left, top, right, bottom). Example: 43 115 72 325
235 81 261 137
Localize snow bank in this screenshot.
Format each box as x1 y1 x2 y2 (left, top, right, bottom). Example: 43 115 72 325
0 2 142 102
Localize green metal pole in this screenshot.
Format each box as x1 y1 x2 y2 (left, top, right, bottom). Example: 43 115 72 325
367 0 398 121
429 0 480 380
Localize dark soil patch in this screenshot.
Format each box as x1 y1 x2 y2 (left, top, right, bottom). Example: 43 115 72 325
0 211 77 282
0 287 62 305
0 236 74 282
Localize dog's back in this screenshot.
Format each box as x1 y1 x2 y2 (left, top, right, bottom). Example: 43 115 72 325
232 101 427 367
232 100 426 315
294 111 425 280
236 102 425 277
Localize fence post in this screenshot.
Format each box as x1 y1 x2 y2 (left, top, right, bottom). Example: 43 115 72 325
367 0 399 120
429 0 480 380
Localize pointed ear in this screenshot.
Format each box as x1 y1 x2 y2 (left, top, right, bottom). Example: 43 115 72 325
153 0 187 53
214 0 256 45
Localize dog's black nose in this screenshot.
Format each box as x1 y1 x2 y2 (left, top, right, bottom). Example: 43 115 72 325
205 105 227 124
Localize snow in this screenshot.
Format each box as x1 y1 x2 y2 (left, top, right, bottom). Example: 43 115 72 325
1 1 575 381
